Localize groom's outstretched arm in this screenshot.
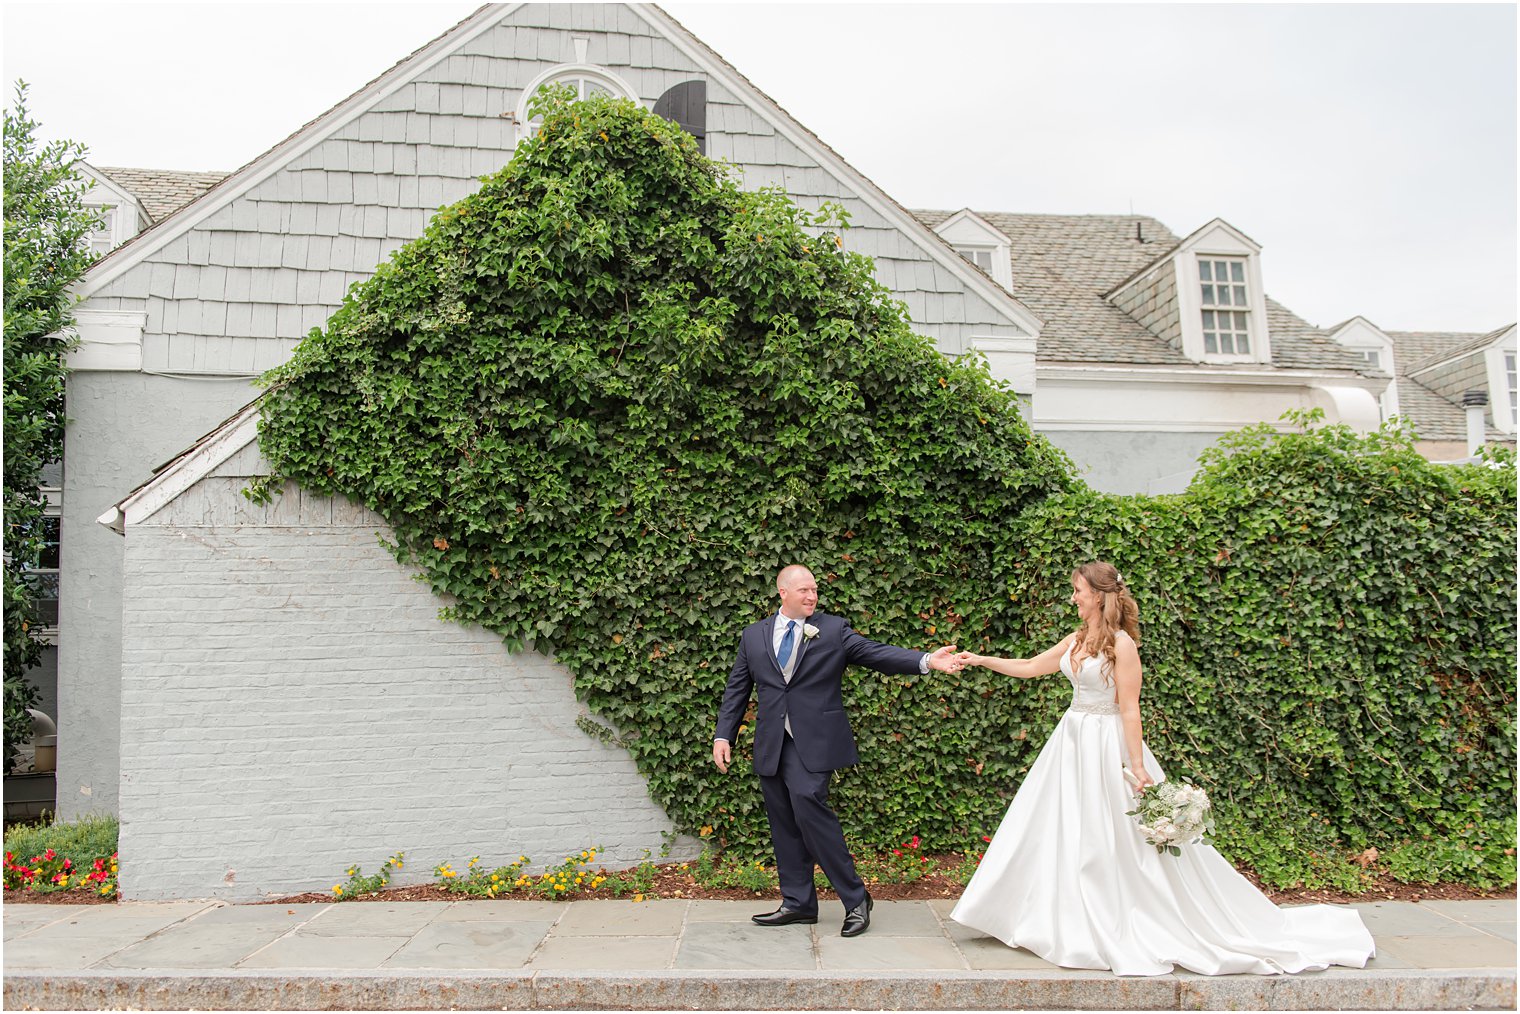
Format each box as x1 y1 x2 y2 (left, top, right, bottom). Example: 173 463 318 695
842 624 959 674
713 635 754 773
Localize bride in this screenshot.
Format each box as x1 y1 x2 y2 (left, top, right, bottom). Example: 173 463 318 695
949 561 1375 976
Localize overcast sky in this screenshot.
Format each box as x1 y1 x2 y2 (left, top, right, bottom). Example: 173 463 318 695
3 3 1514 333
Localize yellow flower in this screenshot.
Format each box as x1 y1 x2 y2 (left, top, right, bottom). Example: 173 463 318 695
333 885 343 895
491 874 499 882
699 826 713 837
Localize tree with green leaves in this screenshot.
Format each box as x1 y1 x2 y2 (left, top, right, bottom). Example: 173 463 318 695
3 82 100 772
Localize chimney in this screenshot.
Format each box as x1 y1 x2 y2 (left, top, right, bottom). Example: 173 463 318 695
1461 389 1488 457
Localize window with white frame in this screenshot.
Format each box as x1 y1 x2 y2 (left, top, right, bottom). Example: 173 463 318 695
1507 350 1517 425
19 504 60 633
956 246 995 273
1354 347 1384 370
521 70 629 137
1198 256 1251 356
84 205 117 257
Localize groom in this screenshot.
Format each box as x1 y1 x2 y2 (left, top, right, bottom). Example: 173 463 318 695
712 565 962 937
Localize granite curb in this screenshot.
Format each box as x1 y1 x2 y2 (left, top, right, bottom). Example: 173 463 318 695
4 968 1516 1011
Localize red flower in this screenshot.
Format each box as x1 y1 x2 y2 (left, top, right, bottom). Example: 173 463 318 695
892 849 902 857
910 836 920 848
981 836 991 843
42 849 55 861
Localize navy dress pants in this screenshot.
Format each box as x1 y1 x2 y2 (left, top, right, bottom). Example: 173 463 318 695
757 733 867 914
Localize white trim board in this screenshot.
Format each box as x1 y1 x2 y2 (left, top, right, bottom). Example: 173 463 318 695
97 401 262 533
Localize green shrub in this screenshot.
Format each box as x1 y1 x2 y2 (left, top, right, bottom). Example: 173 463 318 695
255 89 1516 891
3 812 117 865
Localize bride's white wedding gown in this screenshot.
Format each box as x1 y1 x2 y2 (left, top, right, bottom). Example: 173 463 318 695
950 644 1375 976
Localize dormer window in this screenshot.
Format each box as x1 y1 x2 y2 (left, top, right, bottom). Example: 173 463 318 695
930 211 1013 290
956 246 995 273
1199 257 1251 356
85 205 117 257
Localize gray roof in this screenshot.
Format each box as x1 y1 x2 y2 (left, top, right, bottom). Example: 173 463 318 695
1384 328 1514 443
1400 324 1514 376
94 167 227 223
913 210 1369 373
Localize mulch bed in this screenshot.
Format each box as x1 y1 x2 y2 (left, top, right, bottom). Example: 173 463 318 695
11 856 1514 907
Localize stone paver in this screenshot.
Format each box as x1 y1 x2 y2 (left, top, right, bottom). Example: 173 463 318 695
673 922 817 970
2 902 215 970
236 933 412 969
1 909 70 940
430 899 564 922
957 935 1064 970
1350 900 1478 937
96 902 329 969
298 901 449 937
382 919 553 969
551 898 687 936
816 931 968 970
525 934 678 969
1472 921 1516 941
866 900 949 936
1373 932 1519 969
685 898 766 923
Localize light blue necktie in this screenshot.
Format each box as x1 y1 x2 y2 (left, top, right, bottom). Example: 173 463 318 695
777 619 797 670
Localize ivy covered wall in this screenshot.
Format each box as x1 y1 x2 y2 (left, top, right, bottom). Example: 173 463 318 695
257 91 1515 889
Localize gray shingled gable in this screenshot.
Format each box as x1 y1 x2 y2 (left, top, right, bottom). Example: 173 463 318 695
1402 324 1515 376
914 210 1372 373
1383 328 1513 443
77 2 1039 378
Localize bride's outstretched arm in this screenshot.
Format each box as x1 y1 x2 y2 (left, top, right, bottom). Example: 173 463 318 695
955 634 1072 680
1113 633 1152 789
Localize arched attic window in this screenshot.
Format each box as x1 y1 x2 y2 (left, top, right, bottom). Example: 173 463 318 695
515 64 639 142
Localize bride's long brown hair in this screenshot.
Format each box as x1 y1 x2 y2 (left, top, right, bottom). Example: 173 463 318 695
1071 561 1140 684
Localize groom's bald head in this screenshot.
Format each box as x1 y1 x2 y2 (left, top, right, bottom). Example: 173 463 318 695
777 565 818 619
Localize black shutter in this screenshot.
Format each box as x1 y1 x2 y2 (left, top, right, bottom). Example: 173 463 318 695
653 80 707 154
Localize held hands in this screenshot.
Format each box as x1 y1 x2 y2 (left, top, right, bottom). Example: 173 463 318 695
953 651 980 669
926 645 964 673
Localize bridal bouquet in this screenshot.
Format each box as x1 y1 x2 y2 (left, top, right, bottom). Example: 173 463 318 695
1124 773 1215 856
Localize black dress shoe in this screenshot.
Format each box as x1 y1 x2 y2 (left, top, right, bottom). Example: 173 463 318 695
752 905 818 926
840 893 873 937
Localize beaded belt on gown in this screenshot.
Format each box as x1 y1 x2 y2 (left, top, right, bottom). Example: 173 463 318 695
1068 700 1120 715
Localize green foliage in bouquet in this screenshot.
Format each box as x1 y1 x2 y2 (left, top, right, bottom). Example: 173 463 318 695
255 89 1516 890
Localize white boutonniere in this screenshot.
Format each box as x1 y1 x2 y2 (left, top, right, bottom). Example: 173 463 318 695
802 623 819 640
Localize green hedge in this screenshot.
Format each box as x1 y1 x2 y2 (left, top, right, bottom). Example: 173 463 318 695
256 90 1516 890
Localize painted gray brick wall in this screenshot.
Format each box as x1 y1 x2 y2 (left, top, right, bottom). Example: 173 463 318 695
119 475 690 901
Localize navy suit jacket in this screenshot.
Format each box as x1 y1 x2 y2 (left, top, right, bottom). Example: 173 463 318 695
714 612 923 777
